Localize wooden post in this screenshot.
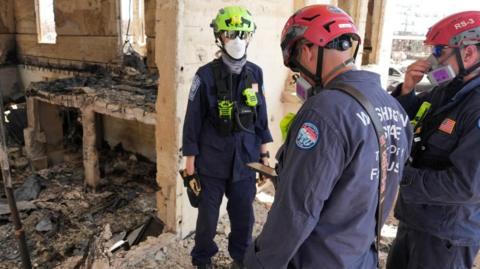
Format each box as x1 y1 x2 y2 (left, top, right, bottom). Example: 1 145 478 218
82 107 100 188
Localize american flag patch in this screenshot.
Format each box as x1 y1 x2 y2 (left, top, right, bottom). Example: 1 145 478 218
438 118 456 134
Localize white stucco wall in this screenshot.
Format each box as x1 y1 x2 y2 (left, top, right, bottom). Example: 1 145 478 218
173 0 295 237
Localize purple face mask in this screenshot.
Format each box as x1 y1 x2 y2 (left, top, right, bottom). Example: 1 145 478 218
295 76 313 102
426 54 456 86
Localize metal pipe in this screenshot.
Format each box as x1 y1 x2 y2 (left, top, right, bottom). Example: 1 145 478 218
3 187 32 269
0 92 32 269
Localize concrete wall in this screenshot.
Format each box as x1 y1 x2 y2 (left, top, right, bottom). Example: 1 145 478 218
17 66 82 89
12 0 157 68
337 0 369 66
365 0 394 88
0 0 19 101
0 66 22 101
15 0 121 65
102 115 156 162
12 0 158 90
10 0 157 103
0 0 15 64
9 0 122 100
155 0 179 235
38 101 65 165
145 0 156 68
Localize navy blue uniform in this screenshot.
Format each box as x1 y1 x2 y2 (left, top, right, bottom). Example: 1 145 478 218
182 59 272 266
244 70 412 268
387 77 480 269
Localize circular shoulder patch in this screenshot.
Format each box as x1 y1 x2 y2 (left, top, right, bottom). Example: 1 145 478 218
296 122 319 150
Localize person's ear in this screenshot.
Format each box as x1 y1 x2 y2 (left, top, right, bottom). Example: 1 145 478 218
299 44 314 64
221 34 227 44
462 45 478 67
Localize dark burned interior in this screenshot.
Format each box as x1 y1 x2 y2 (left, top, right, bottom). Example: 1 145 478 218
0 63 162 268
0 0 164 265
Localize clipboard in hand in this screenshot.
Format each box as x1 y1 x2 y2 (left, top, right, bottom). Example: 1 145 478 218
247 162 278 178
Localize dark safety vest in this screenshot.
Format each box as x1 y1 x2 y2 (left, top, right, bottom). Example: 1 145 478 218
211 59 260 136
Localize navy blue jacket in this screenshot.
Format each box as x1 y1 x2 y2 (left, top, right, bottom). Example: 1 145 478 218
244 70 413 268
182 60 273 181
393 76 480 246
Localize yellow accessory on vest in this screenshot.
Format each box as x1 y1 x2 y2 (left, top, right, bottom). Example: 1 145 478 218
243 88 258 107
280 112 296 141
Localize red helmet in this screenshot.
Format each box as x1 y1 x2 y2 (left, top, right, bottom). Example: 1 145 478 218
425 11 480 47
280 5 361 69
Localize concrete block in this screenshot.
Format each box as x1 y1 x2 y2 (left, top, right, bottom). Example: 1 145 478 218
36 131 47 143
47 148 66 165
12 157 29 169
64 152 82 163
106 103 121 112
24 127 46 159
31 156 48 171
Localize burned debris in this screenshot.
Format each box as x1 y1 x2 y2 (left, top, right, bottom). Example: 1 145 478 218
25 67 158 119
0 146 160 268
22 64 158 187
1 51 161 268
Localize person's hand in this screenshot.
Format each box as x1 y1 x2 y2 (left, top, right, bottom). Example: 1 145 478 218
185 156 195 176
257 157 270 185
261 157 270 167
401 59 431 95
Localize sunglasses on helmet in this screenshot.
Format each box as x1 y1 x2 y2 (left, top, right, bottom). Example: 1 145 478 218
222 30 252 40
431 45 446 58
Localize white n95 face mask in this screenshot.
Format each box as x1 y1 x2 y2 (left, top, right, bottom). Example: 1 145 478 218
224 37 247 60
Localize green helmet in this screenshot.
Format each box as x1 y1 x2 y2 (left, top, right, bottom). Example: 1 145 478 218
210 6 256 36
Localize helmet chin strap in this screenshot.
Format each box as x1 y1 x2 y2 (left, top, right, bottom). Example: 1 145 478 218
454 47 480 81
291 46 324 87
292 55 356 93
314 47 324 87
443 48 480 94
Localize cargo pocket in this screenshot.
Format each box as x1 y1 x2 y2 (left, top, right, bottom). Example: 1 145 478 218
426 131 458 155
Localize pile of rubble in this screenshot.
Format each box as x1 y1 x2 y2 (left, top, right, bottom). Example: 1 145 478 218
92 183 395 269
0 174 401 269
2 169 479 269
0 145 158 269
108 198 272 269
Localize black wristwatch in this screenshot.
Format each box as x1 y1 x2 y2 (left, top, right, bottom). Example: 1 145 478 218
260 151 270 158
